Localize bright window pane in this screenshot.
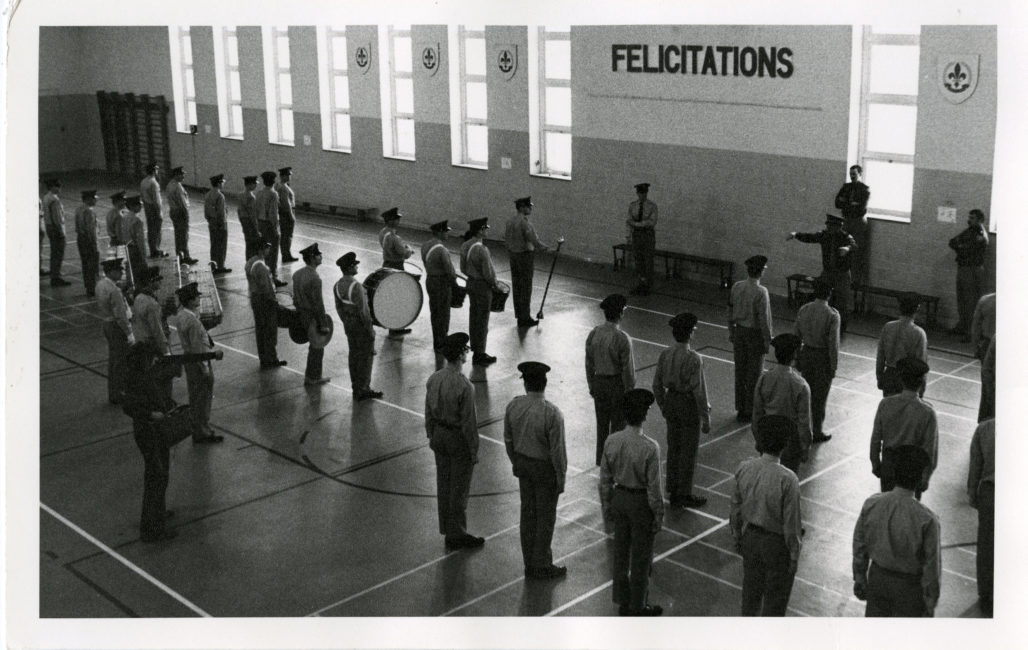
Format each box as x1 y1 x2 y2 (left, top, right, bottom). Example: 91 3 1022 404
230 105 243 134
333 75 350 110
873 26 920 36
466 124 488 164
187 101 197 126
181 35 192 64
395 77 414 114
277 36 290 68
869 45 920 96
544 87 571 127
545 40 571 80
545 131 572 175
393 37 412 73
278 74 293 105
185 73 195 97
280 108 294 143
545 25 571 34
229 71 241 100
865 160 913 214
332 37 348 70
396 118 415 156
227 35 238 66
466 38 486 76
866 103 917 155
334 113 352 149
465 82 487 120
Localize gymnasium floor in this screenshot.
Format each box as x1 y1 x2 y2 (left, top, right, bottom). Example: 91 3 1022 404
37 174 987 619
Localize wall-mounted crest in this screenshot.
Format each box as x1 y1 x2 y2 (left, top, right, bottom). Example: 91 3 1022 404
497 45 518 81
355 44 373 75
423 44 441 77
937 54 979 104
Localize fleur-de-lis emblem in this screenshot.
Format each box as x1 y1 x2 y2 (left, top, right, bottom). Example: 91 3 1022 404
498 49 514 73
355 46 369 68
422 47 437 70
937 55 979 104
943 61 970 93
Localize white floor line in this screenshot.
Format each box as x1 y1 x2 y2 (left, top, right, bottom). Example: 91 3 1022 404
676 505 727 524
699 424 750 448
40 502 211 617
797 453 858 486
707 475 734 490
943 568 977 582
957 546 978 557
801 496 856 517
556 513 611 539
698 485 731 499
698 539 741 559
696 461 734 477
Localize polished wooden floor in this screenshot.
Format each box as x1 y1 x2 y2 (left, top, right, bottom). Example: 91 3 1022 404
38 174 987 621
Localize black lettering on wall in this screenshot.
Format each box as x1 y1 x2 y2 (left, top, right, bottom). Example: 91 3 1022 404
777 47 794 78
740 46 757 77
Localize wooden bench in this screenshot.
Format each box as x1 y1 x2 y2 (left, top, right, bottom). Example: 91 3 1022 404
300 201 378 221
787 273 940 327
613 243 734 290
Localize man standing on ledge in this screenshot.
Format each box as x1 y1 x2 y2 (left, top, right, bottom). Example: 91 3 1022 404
787 214 857 335
626 183 658 296
947 208 989 341
277 167 298 263
140 162 168 258
834 164 870 287
505 196 559 327
728 255 772 423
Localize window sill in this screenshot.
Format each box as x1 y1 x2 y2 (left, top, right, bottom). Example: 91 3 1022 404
867 212 911 224
323 147 352 154
452 162 488 171
268 140 296 147
221 134 244 141
530 171 572 182
384 154 416 162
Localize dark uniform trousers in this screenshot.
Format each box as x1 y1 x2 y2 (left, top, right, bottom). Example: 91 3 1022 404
865 563 928 617
824 270 853 334
740 525 795 616
592 375 626 466
279 207 295 259
977 481 994 605
509 251 535 322
144 203 163 256
732 326 765 415
430 424 474 539
170 207 191 258
102 320 130 403
251 297 279 364
298 311 325 381
796 346 832 438
663 389 700 503
183 362 213 438
132 419 170 539
77 239 100 295
467 278 492 354
46 224 66 277
514 453 559 570
956 265 986 333
426 276 452 352
126 242 147 287
632 229 656 289
846 217 870 289
342 315 374 392
611 488 656 611
209 226 228 269
240 220 260 261
978 371 995 423
257 221 280 275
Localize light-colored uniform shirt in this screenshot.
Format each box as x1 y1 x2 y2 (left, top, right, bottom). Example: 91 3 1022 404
870 391 939 489
852 488 941 613
967 418 995 502
875 318 927 381
275 181 295 216
106 206 124 242
334 275 374 337
625 199 658 240
245 255 275 302
729 278 773 346
425 365 479 461
504 392 568 491
730 454 802 563
204 189 226 229
379 227 413 265
166 180 189 213
585 321 636 394
599 427 664 524
291 266 326 317
794 298 840 375
652 342 710 425
131 291 169 354
43 192 64 230
96 276 131 335
75 205 98 248
504 214 545 253
140 175 162 209
970 292 996 358
460 238 496 284
255 186 280 225
421 238 456 278
238 189 257 225
174 307 214 362
753 363 813 450
118 210 147 253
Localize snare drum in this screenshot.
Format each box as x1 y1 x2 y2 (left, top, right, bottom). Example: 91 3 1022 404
364 268 424 329
490 280 511 312
451 275 468 308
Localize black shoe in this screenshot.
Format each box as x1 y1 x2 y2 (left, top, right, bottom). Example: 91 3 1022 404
50 278 72 287
518 318 539 328
305 377 331 387
472 353 497 366
273 278 288 287
526 564 567 580
681 495 708 508
141 529 178 543
356 389 383 401
182 257 199 265
157 250 169 258
736 411 752 423
635 604 663 616
213 266 232 274
445 534 485 550
260 360 288 369
192 435 224 444
812 434 833 443
282 255 299 263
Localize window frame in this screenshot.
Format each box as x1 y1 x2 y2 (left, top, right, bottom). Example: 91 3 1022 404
262 25 295 146
168 26 197 134
212 26 244 140
317 26 352 153
378 25 416 160
528 26 572 180
448 25 488 169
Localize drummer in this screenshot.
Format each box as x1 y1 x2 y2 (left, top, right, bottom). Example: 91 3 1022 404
334 252 383 401
460 218 499 367
292 242 332 387
421 220 456 356
379 207 415 338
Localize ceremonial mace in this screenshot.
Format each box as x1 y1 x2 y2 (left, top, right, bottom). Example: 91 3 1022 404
535 238 564 321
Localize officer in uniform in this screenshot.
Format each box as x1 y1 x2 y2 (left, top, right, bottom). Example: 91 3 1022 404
42 178 71 286
794 279 840 443
204 173 231 274
106 190 127 249
246 240 286 369
870 358 937 498
173 282 223 444
752 334 812 472
728 255 772 422
292 243 331 386
948 209 989 340
96 258 135 403
599 388 664 616
140 162 167 258
256 170 286 286
585 293 635 466
787 214 857 334
504 361 568 579
852 445 940 617
238 175 261 261
967 418 995 616
626 183 657 296
652 312 711 509
276 167 298 263
730 415 803 617
334 253 383 400
875 292 927 397
504 196 558 327
166 166 197 264
834 164 870 287
425 332 484 551
460 218 498 366
379 207 415 337
120 195 149 289
131 266 170 355
420 220 456 355
74 189 101 297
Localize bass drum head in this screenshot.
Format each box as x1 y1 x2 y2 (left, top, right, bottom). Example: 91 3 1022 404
364 268 424 329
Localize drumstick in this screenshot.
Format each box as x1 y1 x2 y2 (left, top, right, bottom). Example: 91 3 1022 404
535 239 563 321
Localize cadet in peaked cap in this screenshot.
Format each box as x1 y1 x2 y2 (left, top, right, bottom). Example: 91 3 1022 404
440 332 471 361
505 193 558 328
75 189 102 294
260 170 278 185
293 239 332 386
459 216 499 366
81 189 98 200
209 174 225 186
379 207 415 337
299 242 322 259
239 176 261 259
423 220 457 356
627 182 658 295
517 360 551 378
175 281 201 303
336 252 359 269
101 257 124 273
171 279 224 444
754 330 812 469
870 357 937 497
730 248 773 424
587 291 635 465
205 173 231 273
514 196 533 208
275 167 298 263
334 249 380 398
668 312 698 331
745 255 768 273
430 220 451 232
278 166 293 177
382 207 403 222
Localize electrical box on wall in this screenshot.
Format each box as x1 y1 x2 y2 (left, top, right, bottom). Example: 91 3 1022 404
303 135 311 146
937 206 957 223
501 157 512 170
204 124 211 134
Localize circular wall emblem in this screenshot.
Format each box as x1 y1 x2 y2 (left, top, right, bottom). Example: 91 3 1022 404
498 49 514 74
355 46 369 68
422 47 438 71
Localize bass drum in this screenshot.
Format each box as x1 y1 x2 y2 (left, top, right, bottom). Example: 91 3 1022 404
364 268 424 330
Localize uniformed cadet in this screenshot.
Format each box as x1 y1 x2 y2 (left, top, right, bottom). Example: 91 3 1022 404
652 312 711 509
106 190 127 249
119 195 149 289
787 214 857 334
421 220 456 354
238 175 261 261
730 415 803 617
425 332 484 550
173 282 223 444
74 189 101 297
42 178 71 286
967 418 995 616
504 196 558 327
166 166 197 265
379 207 415 337
204 174 231 274
979 334 995 423
39 196 47 276
96 258 135 403
970 292 996 362
852 445 941 617
948 208 989 340
276 167 298 263
626 183 658 296
599 388 664 616
504 361 568 579
874 292 927 397
140 162 167 258
246 240 285 369
459 217 498 366
131 267 170 355
752 334 812 472
256 171 286 286
794 279 840 443
728 254 772 422
870 358 938 497
586 293 636 466
334 253 382 400
292 243 331 386
834 164 870 287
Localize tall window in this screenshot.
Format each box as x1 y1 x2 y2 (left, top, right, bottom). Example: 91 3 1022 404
528 25 572 179
212 27 244 139
168 27 197 133
854 27 920 221
316 26 352 152
378 25 415 159
262 26 294 146
448 25 488 168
